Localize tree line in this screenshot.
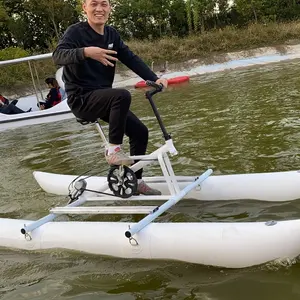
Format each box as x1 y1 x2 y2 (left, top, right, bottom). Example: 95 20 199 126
0 0 300 52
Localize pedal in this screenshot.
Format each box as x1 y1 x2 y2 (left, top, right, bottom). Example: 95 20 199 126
107 165 137 198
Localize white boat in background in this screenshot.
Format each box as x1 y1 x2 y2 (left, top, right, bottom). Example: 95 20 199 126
0 100 73 131
0 53 74 131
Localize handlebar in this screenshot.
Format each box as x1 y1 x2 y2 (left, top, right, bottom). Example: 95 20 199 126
145 80 164 98
146 80 164 91
144 80 171 141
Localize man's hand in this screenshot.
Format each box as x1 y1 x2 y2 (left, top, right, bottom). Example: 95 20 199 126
0 100 4 106
84 47 118 67
155 78 168 89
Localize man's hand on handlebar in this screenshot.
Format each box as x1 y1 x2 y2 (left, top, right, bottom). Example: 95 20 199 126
155 78 168 89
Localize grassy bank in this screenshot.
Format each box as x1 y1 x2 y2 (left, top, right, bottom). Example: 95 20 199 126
127 21 300 65
1 21 300 96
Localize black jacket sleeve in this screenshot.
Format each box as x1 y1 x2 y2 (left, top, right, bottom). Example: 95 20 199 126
45 88 58 107
52 26 85 66
116 33 159 82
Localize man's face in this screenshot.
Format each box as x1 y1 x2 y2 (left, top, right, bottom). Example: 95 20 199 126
83 0 111 26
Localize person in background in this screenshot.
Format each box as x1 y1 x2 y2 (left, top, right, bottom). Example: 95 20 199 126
0 94 18 106
0 94 9 105
39 77 62 110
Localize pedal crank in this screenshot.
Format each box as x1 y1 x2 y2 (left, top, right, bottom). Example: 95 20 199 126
68 179 87 204
107 165 137 198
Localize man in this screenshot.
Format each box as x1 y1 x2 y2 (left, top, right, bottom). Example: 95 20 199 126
52 0 168 195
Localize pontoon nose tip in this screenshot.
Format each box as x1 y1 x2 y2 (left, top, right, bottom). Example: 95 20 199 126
32 171 39 178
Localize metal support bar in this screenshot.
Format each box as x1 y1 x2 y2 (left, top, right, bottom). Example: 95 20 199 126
50 206 158 215
128 155 158 160
95 120 109 148
21 196 87 235
125 169 213 238
86 195 172 201
33 61 44 101
28 61 41 110
120 176 198 183
158 153 176 195
163 153 181 194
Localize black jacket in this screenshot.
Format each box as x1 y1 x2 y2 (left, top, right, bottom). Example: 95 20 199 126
52 22 158 96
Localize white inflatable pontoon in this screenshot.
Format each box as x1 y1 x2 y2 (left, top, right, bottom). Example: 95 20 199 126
1 218 300 269
33 169 300 202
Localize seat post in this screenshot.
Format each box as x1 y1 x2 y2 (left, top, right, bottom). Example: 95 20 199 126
95 119 109 148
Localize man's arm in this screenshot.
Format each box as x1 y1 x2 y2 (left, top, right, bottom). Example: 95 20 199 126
116 35 159 82
52 26 85 66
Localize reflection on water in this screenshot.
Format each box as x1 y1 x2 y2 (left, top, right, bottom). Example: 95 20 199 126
2 59 300 299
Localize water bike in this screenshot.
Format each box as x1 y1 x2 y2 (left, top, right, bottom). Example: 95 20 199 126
1 81 300 269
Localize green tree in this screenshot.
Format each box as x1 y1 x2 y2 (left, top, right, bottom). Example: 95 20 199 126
0 0 81 50
169 0 188 36
234 0 264 23
110 0 171 39
24 0 81 41
0 0 15 48
186 0 217 33
186 0 193 33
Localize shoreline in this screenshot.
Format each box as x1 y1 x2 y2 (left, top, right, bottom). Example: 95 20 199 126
112 43 300 88
5 43 300 101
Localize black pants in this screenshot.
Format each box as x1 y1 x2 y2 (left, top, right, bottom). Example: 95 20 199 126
0 103 25 115
68 88 149 179
10 100 18 106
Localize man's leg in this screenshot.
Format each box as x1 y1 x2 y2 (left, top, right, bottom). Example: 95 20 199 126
124 110 148 179
69 88 134 165
71 88 130 141
125 110 161 195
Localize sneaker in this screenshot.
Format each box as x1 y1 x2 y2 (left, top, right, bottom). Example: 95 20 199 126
105 148 134 166
136 180 162 195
